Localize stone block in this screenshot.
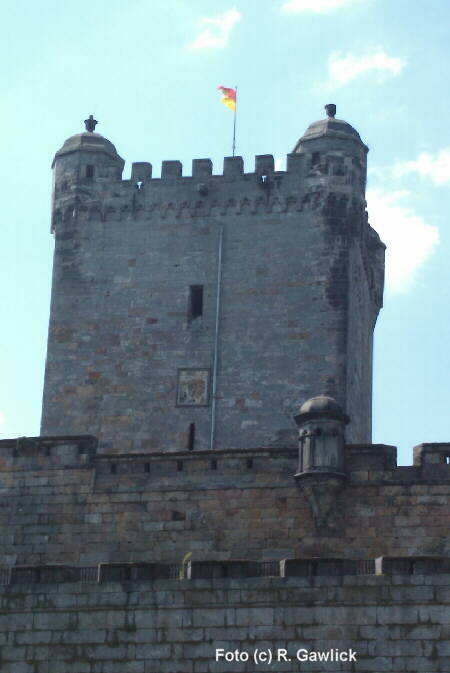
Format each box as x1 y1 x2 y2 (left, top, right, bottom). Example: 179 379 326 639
193 609 225 627
77 610 125 630
192 159 213 177
161 160 182 178
131 162 152 181
223 156 243 175
286 153 304 172
255 155 274 174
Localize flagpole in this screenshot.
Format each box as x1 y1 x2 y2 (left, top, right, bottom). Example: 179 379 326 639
232 85 237 157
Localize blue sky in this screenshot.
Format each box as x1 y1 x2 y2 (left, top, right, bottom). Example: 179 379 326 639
1 0 449 464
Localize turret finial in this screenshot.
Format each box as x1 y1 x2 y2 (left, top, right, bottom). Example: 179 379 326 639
84 115 98 132
324 103 336 118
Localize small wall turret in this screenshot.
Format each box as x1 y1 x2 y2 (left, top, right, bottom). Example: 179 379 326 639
293 395 350 527
294 395 349 480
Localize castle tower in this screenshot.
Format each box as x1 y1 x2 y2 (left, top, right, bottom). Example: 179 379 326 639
41 106 385 452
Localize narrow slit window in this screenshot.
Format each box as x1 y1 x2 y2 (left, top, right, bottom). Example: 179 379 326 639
187 423 195 451
86 165 94 178
189 285 203 321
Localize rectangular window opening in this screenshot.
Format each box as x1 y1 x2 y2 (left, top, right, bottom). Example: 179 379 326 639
246 458 253 470
211 459 217 470
110 463 117 474
144 462 150 473
86 165 94 178
187 423 195 451
177 460 184 472
189 285 203 321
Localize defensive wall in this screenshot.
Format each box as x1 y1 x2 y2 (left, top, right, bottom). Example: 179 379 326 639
0 560 448 672
9 113 449 671
1 436 450 566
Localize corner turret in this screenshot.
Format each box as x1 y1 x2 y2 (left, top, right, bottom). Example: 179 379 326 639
292 103 368 203
51 116 124 232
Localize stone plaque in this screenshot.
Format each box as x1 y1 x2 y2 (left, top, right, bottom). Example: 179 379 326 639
177 369 210 406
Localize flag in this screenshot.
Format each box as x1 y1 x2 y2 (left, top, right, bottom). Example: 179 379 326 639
217 86 236 111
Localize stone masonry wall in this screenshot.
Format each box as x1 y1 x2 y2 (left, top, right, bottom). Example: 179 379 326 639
0 564 448 672
1 437 449 567
41 150 384 451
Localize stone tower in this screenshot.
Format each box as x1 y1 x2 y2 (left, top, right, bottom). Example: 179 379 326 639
41 106 385 452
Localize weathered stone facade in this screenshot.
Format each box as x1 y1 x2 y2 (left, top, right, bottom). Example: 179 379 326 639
0 436 450 566
41 109 384 451
0 433 450 670
2 108 449 670
0 563 449 672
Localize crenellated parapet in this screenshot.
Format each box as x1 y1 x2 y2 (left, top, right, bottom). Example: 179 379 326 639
0 431 449 566
52 151 368 212
0 435 97 469
0 561 447 673
51 148 383 311
1 434 450 481
1 556 450 585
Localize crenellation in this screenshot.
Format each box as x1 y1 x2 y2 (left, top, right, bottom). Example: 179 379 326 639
0 435 97 470
51 151 370 208
51 154 380 230
0 437 449 567
192 158 213 177
255 154 275 174
0 558 449 585
345 444 397 471
4 108 445 671
161 160 182 178
414 442 450 465
2 438 446 483
223 155 244 175
130 162 152 182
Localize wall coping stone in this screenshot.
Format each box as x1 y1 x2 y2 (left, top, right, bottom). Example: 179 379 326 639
0 557 449 586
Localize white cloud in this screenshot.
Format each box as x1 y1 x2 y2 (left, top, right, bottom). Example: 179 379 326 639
367 189 439 292
395 148 450 186
326 49 405 88
282 0 359 12
0 412 6 425
190 8 241 50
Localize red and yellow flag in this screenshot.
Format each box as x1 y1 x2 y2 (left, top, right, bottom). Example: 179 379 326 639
217 86 236 111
